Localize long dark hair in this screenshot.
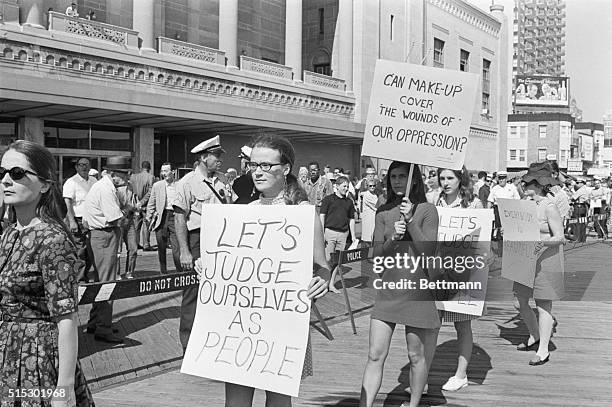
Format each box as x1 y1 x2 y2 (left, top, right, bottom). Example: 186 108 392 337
385 161 427 205
436 166 475 208
6 140 75 244
251 134 307 205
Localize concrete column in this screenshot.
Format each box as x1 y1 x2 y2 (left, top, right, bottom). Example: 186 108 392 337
187 0 201 44
133 127 155 172
18 117 44 144
337 0 353 91
19 0 45 28
491 3 509 172
133 0 156 51
219 0 238 67
284 0 302 80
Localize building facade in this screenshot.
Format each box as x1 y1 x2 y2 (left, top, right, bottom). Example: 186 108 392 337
602 112 612 168
512 0 566 81
0 0 508 181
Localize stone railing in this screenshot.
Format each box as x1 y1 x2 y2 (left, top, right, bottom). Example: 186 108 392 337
157 37 225 66
48 11 139 48
0 38 355 119
303 71 346 92
239 55 293 80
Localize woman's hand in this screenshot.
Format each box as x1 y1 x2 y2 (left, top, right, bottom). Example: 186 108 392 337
194 258 203 281
307 276 328 299
533 241 546 257
393 219 406 240
399 196 414 219
51 386 76 407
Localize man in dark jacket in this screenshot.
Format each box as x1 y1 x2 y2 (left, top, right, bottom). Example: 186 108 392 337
232 145 258 204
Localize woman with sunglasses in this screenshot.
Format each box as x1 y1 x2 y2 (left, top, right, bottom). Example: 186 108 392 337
195 135 329 406
0 140 94 406
431 166 483 393
360 161 439 407
359 180 379 244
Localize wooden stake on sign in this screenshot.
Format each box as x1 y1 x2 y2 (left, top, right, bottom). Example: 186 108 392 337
400 163 415 223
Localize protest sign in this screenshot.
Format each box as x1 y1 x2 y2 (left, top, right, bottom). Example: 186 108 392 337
497 198 540 288
362 59 479 169
181 204 315 397
435 207 494 316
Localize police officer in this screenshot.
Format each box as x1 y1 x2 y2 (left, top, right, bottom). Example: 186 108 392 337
173 135 229 351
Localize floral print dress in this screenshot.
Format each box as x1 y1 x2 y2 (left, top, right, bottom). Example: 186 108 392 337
0 221 94 406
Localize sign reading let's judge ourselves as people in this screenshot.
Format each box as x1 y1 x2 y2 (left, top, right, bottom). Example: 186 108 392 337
181 204 314 397
362 59 479 169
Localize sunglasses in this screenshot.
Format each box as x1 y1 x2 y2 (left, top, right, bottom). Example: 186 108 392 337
0 166 41 181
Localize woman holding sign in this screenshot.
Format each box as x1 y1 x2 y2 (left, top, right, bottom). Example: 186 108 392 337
433 167 482 392
515 163 565 366
360 161 439 407
196 135 329 407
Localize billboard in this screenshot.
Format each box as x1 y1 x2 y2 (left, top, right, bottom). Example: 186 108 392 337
514 76 569 107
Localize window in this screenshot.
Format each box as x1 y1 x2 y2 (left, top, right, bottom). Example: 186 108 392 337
509 126 518 138
538 148 547 161
539 124 547 138
433 38 445 68
560 149 567 162
390 15 394 41
604 127 612 148
313 63 331 76
482 92 490 113
460 49 470 72
519 150 526 162
520 126 528 138
510 149 517 161
44 121 132 151
482 59 491 112
318 8 324 35
0 117 17 149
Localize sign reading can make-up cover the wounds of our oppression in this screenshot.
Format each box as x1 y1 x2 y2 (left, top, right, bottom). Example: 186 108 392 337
362 59 479 169
181 204 315 397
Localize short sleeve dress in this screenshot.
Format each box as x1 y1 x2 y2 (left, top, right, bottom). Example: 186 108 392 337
0 221 94 406
370 201 441 329
249 194 314 379
513 197 565 300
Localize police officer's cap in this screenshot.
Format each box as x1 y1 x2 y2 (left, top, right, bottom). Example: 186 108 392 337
191 135 226 155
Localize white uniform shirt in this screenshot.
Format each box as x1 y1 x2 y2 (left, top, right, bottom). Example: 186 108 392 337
83 175 123 229
62 174 97 218
488 183 520 205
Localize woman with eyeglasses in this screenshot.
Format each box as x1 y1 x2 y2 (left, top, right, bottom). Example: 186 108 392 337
360 161 439 407
0 140 94 406
359 181 379 244
195 135 329 407
430 167 484 393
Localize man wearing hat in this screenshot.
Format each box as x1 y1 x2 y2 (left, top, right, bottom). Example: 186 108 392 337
63 157 97 283
571 177 590 242
83 156 132 343
146 162 182 274
232 145 258 204
173 135 229 351
487 170 520 240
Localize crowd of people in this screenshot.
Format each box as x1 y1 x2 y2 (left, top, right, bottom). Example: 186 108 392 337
0 134 610 406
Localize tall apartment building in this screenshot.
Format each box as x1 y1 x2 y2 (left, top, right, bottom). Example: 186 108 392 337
512 0 566 80
603 112 612 168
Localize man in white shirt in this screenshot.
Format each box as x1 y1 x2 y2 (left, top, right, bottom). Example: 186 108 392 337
590 179 608 239
487 170 520 240
147 163 182 274
473 171 487 197
571 178 590 242
63 158 97 283
65 2 79 17
83 156 131 344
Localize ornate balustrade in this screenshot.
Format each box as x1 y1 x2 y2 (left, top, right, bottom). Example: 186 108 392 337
303 71 346 92
157 37 225 66
239 55 293 80
48 11 139 48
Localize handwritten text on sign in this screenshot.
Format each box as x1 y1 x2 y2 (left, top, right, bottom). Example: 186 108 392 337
181 204 314 397
435 207 494 316
497 199 540 288
362 60 478 169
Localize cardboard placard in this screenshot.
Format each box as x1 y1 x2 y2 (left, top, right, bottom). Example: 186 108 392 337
497 199 540 288
435 207 494 316
362 59 479 169
181 204 315 397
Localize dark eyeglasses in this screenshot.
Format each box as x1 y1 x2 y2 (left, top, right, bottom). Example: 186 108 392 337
247 162 283 172
0 166 41 181
367 184 376 188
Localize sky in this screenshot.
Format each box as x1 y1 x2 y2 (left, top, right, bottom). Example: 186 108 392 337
468 0 612 122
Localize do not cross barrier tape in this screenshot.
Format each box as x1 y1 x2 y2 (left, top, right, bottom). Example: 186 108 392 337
77 271 198 305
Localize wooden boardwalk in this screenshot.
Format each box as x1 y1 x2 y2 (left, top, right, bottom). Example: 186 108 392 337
80 240 612 405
